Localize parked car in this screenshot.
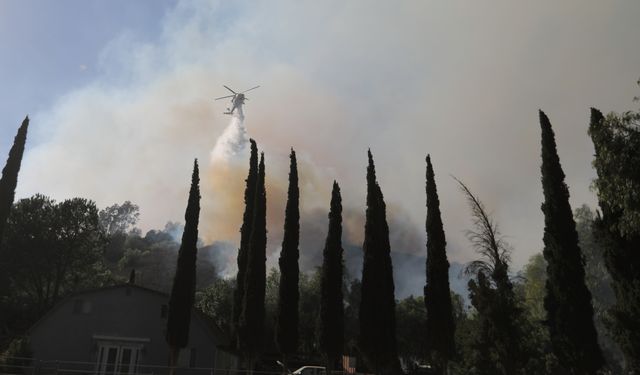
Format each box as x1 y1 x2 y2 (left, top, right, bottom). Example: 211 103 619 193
292 366 326 375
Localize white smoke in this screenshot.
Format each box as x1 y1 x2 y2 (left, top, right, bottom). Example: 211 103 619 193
209 110 249 165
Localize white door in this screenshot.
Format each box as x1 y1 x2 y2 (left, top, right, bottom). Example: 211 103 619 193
96 345 139 375
117 347 138 375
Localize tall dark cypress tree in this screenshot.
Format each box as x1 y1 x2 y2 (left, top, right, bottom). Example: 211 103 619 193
319 181 344 374
423 155 454 374
539 110 604 374
239 152 267 372
589 107 640 372
359 150 400 375
275 149 300 369
166 159 201 370
233 139 259 345
0 116 29 246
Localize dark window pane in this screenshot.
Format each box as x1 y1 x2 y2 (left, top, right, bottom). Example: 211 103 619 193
189 348 197 368
106 348 118 375
120 348 131 374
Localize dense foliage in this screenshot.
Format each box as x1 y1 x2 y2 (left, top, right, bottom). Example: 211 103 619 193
2 195 108 317
589 107 640 373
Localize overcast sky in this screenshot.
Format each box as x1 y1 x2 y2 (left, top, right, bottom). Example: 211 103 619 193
1 0 639 270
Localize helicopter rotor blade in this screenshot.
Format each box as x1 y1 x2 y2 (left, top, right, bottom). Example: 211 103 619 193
241 85 260 93
223 85 237 94
214 95 235 100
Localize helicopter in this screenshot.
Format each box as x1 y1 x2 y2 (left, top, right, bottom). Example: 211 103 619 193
214 85 260 115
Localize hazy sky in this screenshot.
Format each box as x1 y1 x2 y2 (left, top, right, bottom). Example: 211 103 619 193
1 0 639 271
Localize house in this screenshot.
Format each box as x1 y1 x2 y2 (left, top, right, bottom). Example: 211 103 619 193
28 284 236 375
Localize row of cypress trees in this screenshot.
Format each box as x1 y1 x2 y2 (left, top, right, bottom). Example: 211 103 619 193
229 143 405 374
228 145 456 375
164 104 639 374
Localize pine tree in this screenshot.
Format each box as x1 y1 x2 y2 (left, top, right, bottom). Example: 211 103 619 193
423 155 454 374
359 150 400 375
539 110 604 374
319 181 344 374
166 159 201 370
233 139 258 344
275 149 300 369
239 152 267 372
0 116 29 246
589 107 640 373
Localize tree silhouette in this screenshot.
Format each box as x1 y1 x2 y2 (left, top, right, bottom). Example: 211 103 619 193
359 150 400 375
166 160 200 372
276 149 300 370
540 111 603 374
239 152 267 373
233 139 259 347
0 116 29 248
319 181 344 375
424 155 454 374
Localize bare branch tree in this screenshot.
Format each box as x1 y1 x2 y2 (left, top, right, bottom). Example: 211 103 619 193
452 176 512 282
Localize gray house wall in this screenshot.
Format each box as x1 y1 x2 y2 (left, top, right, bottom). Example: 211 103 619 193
29 285 235 372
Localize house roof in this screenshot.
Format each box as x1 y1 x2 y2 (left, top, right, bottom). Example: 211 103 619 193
28 283 231 348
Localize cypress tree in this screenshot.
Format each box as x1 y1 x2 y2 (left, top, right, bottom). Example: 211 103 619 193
319 181 344 374
166 159 201 370
539 110 604 373
359 150 400 375
589 107 640 372
275 149 300 369
0 116 29 246
233 139 259 344
239 152 267 372
423 155 455 374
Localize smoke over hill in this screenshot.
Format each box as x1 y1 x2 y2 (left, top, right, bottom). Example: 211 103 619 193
199 111 468 299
